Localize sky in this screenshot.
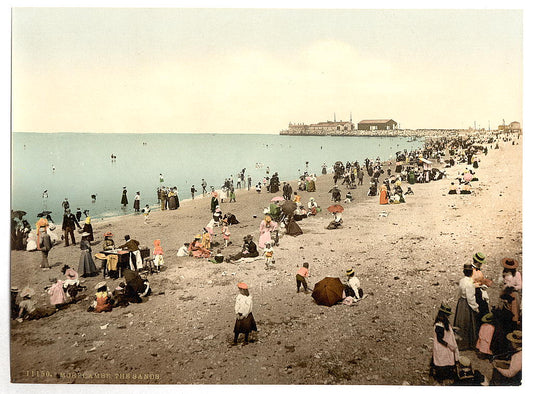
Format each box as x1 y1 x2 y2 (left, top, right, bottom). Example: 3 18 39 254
10 7 523 133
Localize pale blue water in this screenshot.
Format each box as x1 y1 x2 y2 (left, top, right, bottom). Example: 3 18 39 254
11 133 423 226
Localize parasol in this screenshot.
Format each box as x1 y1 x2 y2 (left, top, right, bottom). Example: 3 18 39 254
327 205 344 213
281 200 297 216
463 173 473 182
37 211 52 217
270 196 284 202
311 277 344 307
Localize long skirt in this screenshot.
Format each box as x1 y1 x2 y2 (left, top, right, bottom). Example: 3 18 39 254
78 250 98 277
168 196 177 210
234 313 257 334
133 199 140 211
454 297 478 350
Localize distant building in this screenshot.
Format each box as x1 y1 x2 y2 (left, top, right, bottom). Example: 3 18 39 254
498 121 521 132
510 121 521 131
287 120 355 135
357 119 398 131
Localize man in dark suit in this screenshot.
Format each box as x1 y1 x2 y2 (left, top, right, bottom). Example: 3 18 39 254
61 209 81 246
118 235 142 271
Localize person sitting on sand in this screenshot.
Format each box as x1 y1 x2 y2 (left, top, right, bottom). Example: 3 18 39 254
452 356 487 386
209 249 225 264
448 182 458 194
307 197 319 216
367 182 377 197
88 281 114 313
16 287 57 322
286 216 303 236
228 235 259 262
405 186 414 195
177 242 190 257
344 268 363 300
188 235 211 258
223 212 240 225
490 330 522 386
326 212 343 230
293 204 307 221
460 183 472 194
344 191 353 203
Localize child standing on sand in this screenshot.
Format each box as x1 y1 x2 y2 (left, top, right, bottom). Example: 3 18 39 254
153 239 164 272
263 242 274 270
296 262 310 293
142 204 151 223
221 219 231 247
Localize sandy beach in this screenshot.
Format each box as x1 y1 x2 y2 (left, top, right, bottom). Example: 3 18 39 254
9 135 522 385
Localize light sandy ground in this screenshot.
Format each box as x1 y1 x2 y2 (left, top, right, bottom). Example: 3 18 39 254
10 136 522 385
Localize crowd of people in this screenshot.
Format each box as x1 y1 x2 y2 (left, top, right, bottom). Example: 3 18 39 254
430 253 522 386
10 131 523 385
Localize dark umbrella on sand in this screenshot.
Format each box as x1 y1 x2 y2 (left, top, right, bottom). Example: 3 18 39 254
281 200 297 216
312 277 344 307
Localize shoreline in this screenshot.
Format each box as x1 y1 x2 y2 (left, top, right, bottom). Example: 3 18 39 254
9 133 522 385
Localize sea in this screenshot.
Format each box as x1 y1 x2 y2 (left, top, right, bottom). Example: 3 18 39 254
11 133 423 226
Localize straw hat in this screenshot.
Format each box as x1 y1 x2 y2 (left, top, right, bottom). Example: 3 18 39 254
194 234 201 239
94 281 107 290
458 356 472 367
265 215 272 222
81 232 91 237
438 303 453 315
94 253 107 260
346 269 355 276
237 282 248 290
20 287 35 298
481 313 494 324
501 258 518 270
11 286 19 293
472 252 486 267
506 330 522 345
104 232 113 237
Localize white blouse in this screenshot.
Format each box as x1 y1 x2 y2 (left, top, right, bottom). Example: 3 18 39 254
235 294 253 318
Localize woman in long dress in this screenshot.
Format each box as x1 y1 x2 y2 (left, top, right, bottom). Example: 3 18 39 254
78 232 98 277
258 215 277 248
454 263 479 350
82 217 94 242
233 283 257 345
379 184 389 205
121 187 128 207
